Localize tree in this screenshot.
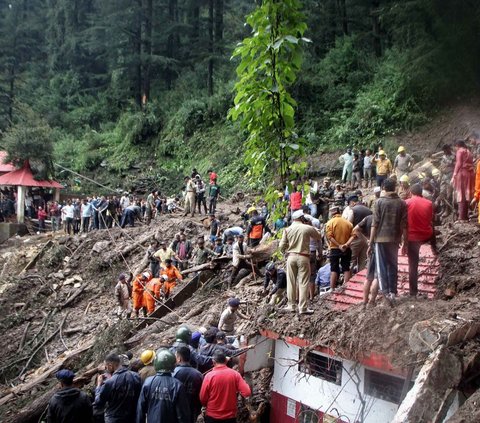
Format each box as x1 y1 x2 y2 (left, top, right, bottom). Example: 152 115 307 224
229 0 310 187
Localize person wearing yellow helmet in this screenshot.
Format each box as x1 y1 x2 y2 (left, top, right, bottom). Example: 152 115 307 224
398 174 411 200
394 146 414 179
139 350 157 382
373 150 393 188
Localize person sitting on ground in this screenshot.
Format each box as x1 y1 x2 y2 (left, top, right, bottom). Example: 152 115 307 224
263 262 287 306
223 236 234 257
47 369 93 423
325 206 353 291
213 237 224 255
95 353 142 423
138 350 156 383
160 259 183 300
218 298 248 335
173 346 204 423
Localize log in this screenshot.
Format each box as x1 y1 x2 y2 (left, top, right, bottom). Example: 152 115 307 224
58 285 86 309
181 262 217 275
0 339 95 407
20 240 53 274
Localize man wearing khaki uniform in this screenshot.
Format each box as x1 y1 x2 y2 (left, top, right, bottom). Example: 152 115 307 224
279 209 322 315
183 176 197 217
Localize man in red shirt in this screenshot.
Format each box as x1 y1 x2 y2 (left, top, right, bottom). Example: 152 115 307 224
406 184 435 296
199 350 251 423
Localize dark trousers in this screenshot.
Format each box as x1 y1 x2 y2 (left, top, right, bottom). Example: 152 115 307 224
375 242 399 294
196 194 208 214
458 200 468 220
407 241 422 296
120 210 135 228
205 416 236 423
229 261 251 285
150 261 160 278
82 216 90 232
38 219 45 232
376 174 387 188
209 197 217 214
65 217 73 235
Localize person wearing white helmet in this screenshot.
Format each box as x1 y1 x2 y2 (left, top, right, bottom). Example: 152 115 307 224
394 146 414 178
398 174 411 200
279 209 322 314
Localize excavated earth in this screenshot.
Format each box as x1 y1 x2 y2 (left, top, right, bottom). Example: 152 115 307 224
0 198 480 422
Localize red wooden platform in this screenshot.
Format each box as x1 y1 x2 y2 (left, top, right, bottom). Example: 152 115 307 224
325 244 439 310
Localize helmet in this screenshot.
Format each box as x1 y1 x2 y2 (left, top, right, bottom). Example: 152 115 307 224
378 150 386 156
432 168 440 177
400 175 409 183
142 271 150 280
140 350 156 366
265 262 276 273
154 348 176 372
247 206 257 214
175 326 192 343
398 146 406 153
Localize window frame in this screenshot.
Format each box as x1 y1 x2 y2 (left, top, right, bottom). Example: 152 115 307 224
298 349 343 386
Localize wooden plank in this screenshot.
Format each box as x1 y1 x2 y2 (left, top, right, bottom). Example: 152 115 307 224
20 240 53 274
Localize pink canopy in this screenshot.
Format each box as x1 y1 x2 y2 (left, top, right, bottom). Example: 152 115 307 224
0 162 63 188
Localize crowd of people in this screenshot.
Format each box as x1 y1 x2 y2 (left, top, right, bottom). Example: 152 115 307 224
48 323 254 423
45 136 480 422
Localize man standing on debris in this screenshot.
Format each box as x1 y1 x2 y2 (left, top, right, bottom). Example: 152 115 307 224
183 176 197 217
280 210 322 314
368 178 407 305
115 273 132 318
47 369 93 423
175 233 193 271
160 259 183 299
195 175 208 215
208 179 220 214
209 213 221 243
145 190 156 225
373 150 392 188
246 208 270 247
200 350 251 423
302 205 322 301
229 234 253 287
153 241 176 268
339 148 354 188
325 206 353 291
218 297 248 335
143 275 162 314
173 346 204 423
132 272 150 318
136 349 191 423
146 240 160 277
95 353 142 423
406 184 435 296
191 237 215 266
393 146 414 178
451 139 475 222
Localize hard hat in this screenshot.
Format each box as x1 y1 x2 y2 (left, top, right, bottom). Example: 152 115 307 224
374 186 382 193
400 175 409 183
329 205 340 214
398 146 406 153
142 272 150 280
378 150 386 156
161 274 168 281
154 348 176 372
323 177 331 182
175 326 192 343
432 168 440 176
247 206 257 214
140 350 156 366
265 262 276 273
277 191 283 198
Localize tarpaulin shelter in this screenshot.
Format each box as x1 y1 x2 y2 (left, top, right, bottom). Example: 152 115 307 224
0 160 63 223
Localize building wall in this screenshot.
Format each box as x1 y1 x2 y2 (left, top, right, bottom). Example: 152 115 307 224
272 340 399 423
244 335 274 372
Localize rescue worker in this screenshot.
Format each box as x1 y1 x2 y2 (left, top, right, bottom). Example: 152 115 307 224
318 177 335 223
263 262 287 305
95 353 142 423
246 209 270 247
229 234 253 288
394 146 414 178
398 175 411 200
195 175 208 215
47 369 93 423
183 176 197 217
153 241 176 268
218 297 248 335
114 273 131 318
132 272 151 318
160 259 182 299
373 150 392 188
168 326 213 370
139 350 156 383
136 349 191 423
191 237 214 266
279 209 322 314
143 276 162 314
173 346 204 423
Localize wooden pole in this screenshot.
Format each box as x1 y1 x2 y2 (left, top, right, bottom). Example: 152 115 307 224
17 185 26 224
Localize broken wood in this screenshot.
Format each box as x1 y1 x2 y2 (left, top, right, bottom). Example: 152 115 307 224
58 285 86 309
181 262 217 275
20 240 53 274
17 322 31 353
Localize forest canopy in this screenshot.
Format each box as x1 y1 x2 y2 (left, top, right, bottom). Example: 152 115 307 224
0 0 479 192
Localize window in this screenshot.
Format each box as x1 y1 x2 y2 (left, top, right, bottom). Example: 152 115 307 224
364 369 405 404
299 350 342 385
298 404 319 423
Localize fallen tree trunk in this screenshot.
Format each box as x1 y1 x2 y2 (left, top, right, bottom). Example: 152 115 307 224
57 285 86 309
20 241 53 274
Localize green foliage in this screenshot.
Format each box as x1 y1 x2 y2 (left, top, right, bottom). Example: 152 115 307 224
230 0 310 188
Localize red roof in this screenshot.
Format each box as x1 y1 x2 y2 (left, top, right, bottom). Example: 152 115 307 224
0 151 16 173
0 162 63 188
325 245 439 310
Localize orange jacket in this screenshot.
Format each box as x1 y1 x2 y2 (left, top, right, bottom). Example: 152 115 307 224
475 161 480 201
145 278 162 298
160 266 183 282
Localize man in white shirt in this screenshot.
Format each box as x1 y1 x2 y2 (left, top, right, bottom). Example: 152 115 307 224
62 201 75 235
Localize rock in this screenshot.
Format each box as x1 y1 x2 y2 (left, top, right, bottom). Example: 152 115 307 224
73 283 81 288
92 241 110 254
52 284 58 290
63 278 75 286
63 268 72 276
52 272 65 280
444 288 456 298
73 275 83 282
64 256 71 263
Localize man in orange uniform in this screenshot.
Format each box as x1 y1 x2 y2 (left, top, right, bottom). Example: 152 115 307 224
132 271 151 317
471 160 480 224
143 276 163 314
160 259 183 299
